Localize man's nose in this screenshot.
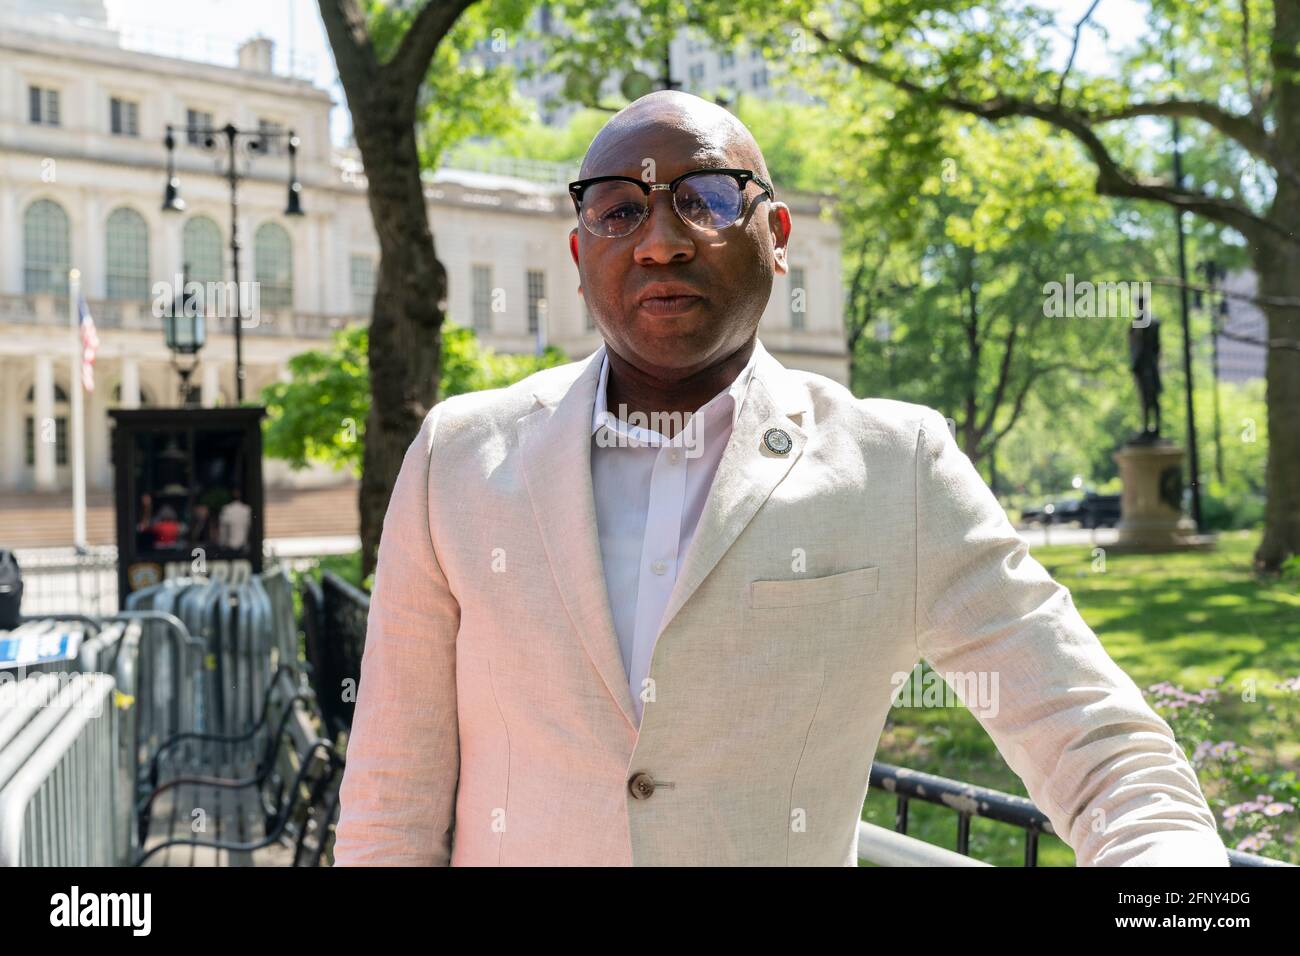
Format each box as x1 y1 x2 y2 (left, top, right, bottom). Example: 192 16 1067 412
633 191 695 265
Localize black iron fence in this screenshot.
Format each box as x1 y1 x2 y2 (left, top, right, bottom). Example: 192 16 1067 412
870 762 1290 867
300 571 367 740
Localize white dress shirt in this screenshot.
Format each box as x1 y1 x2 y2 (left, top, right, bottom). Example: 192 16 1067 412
590 345 759 725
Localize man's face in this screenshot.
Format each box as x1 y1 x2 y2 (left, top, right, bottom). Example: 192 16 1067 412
568 121 792 379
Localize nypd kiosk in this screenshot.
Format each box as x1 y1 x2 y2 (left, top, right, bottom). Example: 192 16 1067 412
108 407 266 606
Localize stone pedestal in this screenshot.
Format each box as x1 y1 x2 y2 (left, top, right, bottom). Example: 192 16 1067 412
1112 439 1215 551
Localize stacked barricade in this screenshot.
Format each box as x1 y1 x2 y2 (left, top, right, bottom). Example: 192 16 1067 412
125 571 293 744
0 566 319 866
0 607 200 866
0 673 119 865
129 569 342 866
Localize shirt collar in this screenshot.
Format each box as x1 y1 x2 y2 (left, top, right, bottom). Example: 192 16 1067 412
590 344 759 446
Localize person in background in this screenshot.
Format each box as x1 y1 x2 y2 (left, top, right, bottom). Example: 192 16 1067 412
218 487 252 553
190 502 214 548
149 505 184 549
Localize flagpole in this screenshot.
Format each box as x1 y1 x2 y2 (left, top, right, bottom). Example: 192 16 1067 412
68 268 87 552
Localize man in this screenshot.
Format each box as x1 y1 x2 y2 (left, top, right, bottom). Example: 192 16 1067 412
333 91 1228 867
218 488 251 553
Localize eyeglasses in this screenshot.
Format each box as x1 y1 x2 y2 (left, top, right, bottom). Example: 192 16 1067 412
568 167 776 238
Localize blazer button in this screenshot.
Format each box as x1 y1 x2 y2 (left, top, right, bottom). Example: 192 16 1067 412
628 771 656 799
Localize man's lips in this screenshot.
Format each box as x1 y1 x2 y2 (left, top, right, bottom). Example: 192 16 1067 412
638 294 704 317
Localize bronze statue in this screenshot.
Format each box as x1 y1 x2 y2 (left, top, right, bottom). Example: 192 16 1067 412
1129 295 1162 441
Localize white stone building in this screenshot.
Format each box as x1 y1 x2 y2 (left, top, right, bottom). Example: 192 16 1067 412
0 1 846 496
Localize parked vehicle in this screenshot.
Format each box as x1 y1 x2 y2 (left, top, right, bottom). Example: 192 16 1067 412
1077 492 1122 528
1020 492 1121 529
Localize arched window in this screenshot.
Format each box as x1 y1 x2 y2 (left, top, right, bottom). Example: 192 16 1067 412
183 216 224 287
254 222 293 310
24 382 69 467
24 199 70 295
110 383 155 406
106 207 150 301
27 384 69 402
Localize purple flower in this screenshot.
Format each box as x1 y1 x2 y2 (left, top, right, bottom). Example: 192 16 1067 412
1235 827 1275 853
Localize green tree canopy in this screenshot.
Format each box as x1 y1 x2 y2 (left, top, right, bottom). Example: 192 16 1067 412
261 322 567 476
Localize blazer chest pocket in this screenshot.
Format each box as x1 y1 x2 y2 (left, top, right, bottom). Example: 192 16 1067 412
749 566 879 609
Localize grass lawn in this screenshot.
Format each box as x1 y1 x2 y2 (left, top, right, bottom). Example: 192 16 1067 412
863 530 1300 866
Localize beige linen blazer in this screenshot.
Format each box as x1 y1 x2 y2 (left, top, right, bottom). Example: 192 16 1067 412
333 337 1229 867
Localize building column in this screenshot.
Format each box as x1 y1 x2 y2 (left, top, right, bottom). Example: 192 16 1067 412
84 194 105 298
0 188 19 293
33 354 57 491
0 359 20 488
304 216 321 312
201 360 220 407
87 361 111 488
160 212 182 285
120 356 140 408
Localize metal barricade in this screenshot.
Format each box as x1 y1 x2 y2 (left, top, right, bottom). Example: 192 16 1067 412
121 576 287 743
0 673 119 865
77 622 129 674
0 569 300 867
0 619 96 678
9 547 118 617
261 568 299 671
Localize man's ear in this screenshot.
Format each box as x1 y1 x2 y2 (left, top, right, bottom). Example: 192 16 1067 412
769 203 792 275
569 227 580 267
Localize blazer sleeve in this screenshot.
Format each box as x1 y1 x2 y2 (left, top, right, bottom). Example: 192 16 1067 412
333 402 461 866
911 409 1229 866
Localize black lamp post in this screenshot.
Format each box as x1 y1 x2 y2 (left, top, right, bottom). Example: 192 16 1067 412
162 122 304 403
1169 55 1204 533
164 263 206 406
1198 259 1229 485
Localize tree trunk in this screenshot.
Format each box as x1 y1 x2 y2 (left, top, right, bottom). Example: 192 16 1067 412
1255 0 1300 573
1253 196 1300 573
354 95 446 580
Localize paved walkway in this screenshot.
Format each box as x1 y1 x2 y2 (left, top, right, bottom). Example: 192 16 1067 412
1014 526 1119 548
0 483 359 549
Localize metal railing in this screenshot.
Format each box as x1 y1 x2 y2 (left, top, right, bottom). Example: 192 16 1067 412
11 547 118 617
0 673 119 865
870 762 1292 867
857 821 992 867
0 15 319 81
298 571 368 739
0 293 362 340
434 149 579 188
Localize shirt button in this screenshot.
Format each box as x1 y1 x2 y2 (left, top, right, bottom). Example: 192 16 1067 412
651 560 667 575
668 449 681 464
628 771 656 799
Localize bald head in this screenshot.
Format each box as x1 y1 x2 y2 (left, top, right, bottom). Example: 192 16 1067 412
579 90 772 187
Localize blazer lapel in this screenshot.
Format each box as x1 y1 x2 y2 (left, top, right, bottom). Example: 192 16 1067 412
516 344 641 732
656 340 809 638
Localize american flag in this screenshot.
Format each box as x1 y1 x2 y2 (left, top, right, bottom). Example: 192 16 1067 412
78 294 99 392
